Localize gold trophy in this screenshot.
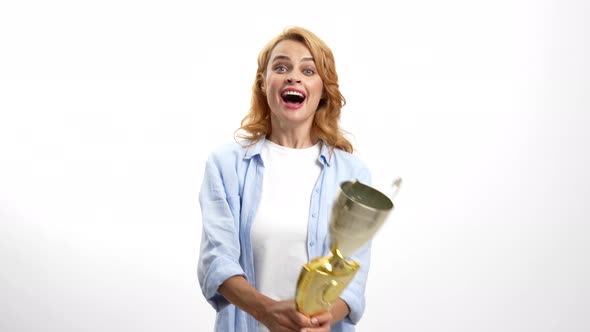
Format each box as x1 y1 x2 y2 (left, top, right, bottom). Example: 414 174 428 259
295 178 402 316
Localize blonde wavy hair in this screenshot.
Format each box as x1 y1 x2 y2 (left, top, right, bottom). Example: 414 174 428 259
235 26 353 153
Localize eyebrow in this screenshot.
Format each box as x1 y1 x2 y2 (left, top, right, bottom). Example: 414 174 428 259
271 55 315 63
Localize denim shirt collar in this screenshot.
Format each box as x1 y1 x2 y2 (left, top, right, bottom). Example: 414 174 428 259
243 137 332 166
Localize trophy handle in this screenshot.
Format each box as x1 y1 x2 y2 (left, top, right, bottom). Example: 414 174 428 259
391 177 402 201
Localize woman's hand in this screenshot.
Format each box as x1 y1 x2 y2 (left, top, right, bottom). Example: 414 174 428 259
218 277 335 331
301 311 333 332
259 299 317 332
260 300 333 332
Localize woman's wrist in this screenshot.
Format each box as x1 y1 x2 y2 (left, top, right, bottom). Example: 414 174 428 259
250 292 275 323
330 298 351 324
218 276 273 322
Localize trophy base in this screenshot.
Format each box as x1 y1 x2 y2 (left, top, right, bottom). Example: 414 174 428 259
295 249 360 316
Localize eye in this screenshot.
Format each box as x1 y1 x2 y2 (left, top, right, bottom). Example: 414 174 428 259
274 64 288 72
303 68 315 75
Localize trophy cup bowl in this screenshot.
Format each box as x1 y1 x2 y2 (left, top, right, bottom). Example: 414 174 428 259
329 180 394 258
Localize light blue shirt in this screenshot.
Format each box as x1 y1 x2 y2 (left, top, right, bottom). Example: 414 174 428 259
198 138 372 332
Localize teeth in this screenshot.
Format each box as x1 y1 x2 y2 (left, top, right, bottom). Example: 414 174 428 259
282 90 304 98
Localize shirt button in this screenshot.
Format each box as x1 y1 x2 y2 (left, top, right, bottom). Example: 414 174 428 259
315 188 320 193
309 242 315 246
312 212 317 218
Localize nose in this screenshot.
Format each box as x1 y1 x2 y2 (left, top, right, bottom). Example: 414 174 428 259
286 76 301 84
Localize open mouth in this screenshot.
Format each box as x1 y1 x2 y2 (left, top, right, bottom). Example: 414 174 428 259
281 90 306 104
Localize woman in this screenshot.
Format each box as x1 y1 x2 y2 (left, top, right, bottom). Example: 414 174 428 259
197 26 372 332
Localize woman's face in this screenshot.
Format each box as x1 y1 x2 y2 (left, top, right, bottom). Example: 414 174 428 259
262 40 324 132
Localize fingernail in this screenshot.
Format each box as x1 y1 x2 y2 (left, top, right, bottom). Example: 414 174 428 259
311 317 318 325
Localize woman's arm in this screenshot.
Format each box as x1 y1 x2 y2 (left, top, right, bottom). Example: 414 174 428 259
330 298 351 325
218 276 271 322
219 275 319 331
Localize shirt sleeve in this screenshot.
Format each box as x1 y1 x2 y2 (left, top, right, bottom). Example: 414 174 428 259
339 166 373 324
197 152 245 311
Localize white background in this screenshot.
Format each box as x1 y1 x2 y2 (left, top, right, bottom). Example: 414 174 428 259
1 1 589 331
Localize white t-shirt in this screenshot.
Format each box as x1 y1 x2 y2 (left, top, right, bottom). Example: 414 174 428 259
251 140 321 331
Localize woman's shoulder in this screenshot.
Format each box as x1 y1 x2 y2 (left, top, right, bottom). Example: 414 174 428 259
208 140 243 154
323 145 372 185
205 139 257 164
330 147 369 168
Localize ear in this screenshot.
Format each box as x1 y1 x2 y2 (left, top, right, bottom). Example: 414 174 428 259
260 83 266 94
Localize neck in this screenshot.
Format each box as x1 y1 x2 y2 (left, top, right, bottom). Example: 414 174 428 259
267 133 317 149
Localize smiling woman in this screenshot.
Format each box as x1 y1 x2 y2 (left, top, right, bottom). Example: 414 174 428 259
197 26 372 332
